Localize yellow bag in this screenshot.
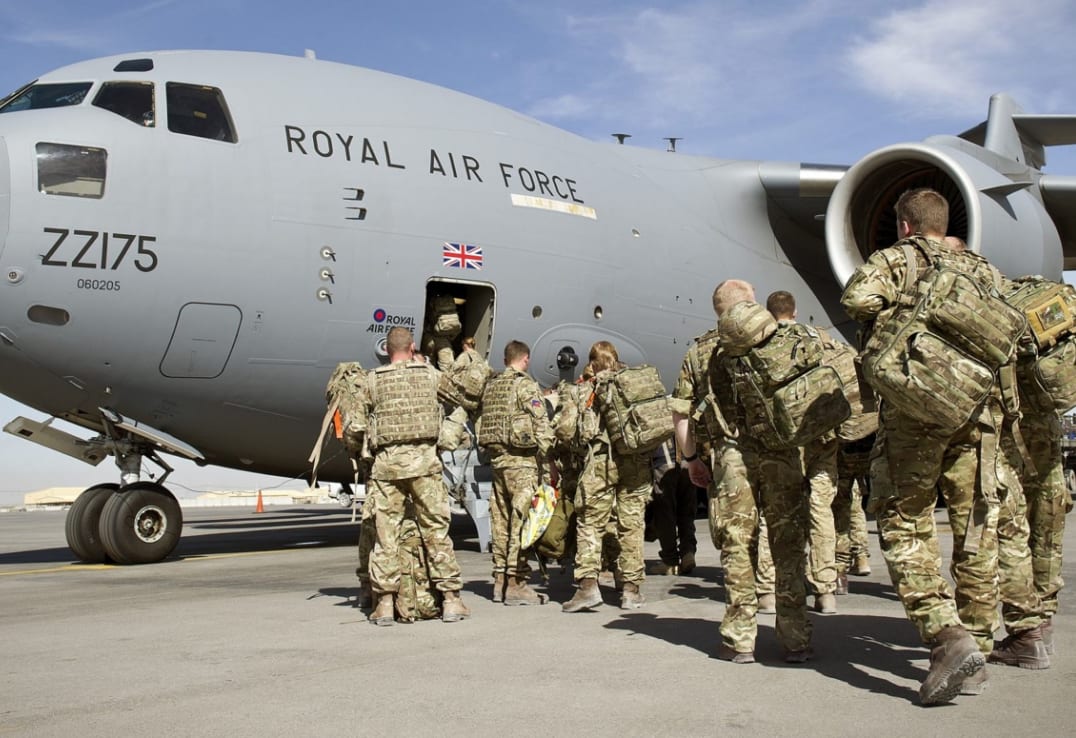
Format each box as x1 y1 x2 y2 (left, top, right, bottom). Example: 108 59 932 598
520 483 559 550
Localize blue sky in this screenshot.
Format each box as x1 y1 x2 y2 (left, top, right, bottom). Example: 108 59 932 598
1 0 1074 496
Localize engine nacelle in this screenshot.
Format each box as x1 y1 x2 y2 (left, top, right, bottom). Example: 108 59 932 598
826 137 1063 286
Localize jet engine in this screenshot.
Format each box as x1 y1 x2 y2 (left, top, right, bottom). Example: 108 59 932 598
825 137 1064 286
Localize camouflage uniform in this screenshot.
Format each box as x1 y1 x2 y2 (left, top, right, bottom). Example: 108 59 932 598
842 237 1012 651
803 434 839 595
573 445 652 583
835 436 873 577
364 361 463 595
480 367 553 579
756 513 775 599
1019 408 1070 616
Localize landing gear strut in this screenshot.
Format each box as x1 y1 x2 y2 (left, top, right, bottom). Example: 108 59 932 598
63 415 188 565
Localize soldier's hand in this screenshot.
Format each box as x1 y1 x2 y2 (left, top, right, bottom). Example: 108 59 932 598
687 458 711 488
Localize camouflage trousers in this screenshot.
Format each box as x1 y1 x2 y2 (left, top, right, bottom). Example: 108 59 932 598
804 436 839 594
573 450 651 583
873 403 1005 651
712 441 809 653
755 514 775 596
1014 411 1070 616
490 465 537 578
834 478 870 575
368 474 462 594
996 472 1046 633
356 485 378 581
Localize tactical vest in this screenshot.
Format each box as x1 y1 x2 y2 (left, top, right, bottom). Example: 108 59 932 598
366 361 442 450
723 318 851 450
1005 276 1076 414
429 294 462 338
478 370 539 449
860 236 1027 433
596 365 675 455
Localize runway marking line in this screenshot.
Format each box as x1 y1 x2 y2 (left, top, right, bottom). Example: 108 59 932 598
0 547 314 576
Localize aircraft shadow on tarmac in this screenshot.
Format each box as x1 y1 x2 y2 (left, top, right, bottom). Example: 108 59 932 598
604 611 928 704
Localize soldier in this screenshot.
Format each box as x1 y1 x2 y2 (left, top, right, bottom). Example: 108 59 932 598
669 279 784 663
562 341 654 612
834 435 874 594
363 326 469 625
766 290 841 614
478 340 553 605
717 300 814 664
840 187 1013 703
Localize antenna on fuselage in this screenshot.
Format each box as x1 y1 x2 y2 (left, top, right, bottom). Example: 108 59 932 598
665 137 682 152
612 133 632 144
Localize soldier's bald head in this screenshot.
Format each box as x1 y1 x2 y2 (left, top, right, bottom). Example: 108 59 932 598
713 279 756 317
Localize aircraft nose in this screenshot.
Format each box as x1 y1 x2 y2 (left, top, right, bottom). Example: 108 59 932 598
0 136 8 260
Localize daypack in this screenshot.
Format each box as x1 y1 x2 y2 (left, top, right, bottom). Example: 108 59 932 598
822 338 878 442
324 361 367 453
859 237 1026 434
721 303 851 450
595 365 675 455
429 294 462 338
395 516 442 622
1005 276 1076 414
533 490 576 563
437 350 491 413
552 380 602 456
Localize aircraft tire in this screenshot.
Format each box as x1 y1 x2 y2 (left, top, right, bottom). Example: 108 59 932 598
99 482 183 564
65 483 120 563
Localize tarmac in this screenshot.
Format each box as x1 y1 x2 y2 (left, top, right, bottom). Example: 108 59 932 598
0 502 1073 737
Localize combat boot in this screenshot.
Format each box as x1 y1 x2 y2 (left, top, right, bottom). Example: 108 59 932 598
679 551 696 575
852 554 872 576
357 577 374 610
757 593 777 614
988 625 1050 670
1041 618 1055 656
835 573 849 596
504 577 543 606
491 573 506 603
648 561 679 576
562 577 603 612
369 594 395 626
814 593 837 614
441 591 471 622
716 643 755 664
919 625 984 705
620 581 645 610
960 665 989 695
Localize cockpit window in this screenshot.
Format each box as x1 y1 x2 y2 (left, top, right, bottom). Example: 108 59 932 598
93 82 155 127
0 82 92 113
36 143 107 198
166 83 237 143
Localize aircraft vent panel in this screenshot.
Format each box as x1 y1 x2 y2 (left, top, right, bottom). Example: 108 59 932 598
159 302 242 379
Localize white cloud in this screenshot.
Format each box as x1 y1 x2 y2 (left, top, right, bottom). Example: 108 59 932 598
846 0 1076 116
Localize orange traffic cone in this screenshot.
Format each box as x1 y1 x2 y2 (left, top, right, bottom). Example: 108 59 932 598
255 490 264 513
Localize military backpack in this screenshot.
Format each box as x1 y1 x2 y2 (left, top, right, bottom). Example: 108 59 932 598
859 237 1027 433
437 350 491 413
552 380 602 456
323 361 367 453
595 365 675 455
720 302 851 450
1005 276 1076 414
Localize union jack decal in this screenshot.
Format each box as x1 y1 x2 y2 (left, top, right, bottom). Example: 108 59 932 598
442 242 483 270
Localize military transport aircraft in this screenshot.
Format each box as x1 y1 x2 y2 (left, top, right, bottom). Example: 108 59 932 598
0 50 1073 565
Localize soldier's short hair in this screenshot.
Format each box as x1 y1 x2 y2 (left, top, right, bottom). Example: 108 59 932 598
386 326 414 355
504 340 530 365
766 290 796 320
896 188 949 236
462 336 477 351
587 340 620 374
713 279 755 317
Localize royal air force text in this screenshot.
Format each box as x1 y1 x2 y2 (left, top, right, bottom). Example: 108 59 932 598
284 125 584 204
